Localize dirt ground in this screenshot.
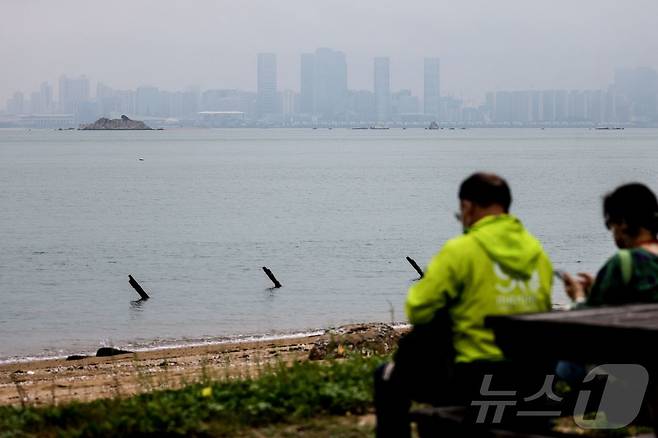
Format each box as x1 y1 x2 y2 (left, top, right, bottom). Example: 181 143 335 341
0 334 322 406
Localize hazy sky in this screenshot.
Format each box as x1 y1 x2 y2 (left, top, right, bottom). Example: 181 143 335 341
2 0 657 104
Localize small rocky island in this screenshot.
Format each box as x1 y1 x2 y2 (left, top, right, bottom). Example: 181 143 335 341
79 115 152 130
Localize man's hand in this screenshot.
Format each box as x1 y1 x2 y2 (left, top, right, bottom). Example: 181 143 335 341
563 272 593 303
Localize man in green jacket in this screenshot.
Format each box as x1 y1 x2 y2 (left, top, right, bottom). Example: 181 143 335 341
374 172 553 438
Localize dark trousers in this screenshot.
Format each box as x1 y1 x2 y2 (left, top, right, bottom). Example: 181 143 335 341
374 312 459 438
374 313 555 438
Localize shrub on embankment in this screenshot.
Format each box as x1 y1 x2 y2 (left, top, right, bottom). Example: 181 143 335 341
0 355 382 437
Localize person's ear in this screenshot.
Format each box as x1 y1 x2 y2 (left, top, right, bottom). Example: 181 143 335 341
461 200 474 225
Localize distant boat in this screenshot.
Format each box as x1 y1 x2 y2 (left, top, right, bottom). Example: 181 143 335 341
595 126 625 130
369 126 389 130
427 121 439 130
352 127 368 130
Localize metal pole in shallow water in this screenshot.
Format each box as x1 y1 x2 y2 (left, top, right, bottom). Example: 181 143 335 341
128 274 150 300
262 267 282 288
406 256 424 279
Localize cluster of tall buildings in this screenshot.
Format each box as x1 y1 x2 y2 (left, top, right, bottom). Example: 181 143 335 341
485 85 653 126
259 49 440 124
2 50 442 127
3 54 657 128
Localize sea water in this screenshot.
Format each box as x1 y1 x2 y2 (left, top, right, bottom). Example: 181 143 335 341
1 128 657 361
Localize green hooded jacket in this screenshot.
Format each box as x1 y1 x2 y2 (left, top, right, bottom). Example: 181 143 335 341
406 214 553 363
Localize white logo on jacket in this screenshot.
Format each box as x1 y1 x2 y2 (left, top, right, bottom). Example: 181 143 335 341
493 263 540 294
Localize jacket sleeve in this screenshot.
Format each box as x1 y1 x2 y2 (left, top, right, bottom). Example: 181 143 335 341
405 240 462 325
587 254 624 306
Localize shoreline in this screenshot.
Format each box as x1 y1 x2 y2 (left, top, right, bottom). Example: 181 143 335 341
0 321 412 366
0 323 409 407
0 333 323 407
0 329 328 366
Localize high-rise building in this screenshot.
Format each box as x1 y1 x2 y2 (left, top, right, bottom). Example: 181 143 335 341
347 90 375 121
541 90 556 122
300 53 315 114
604 90 617 123
530 91 541 122
6 91 25 114
58 75 90 113
568 90 586 121
494 91 512 123
135 86 161 116
281 90 297 116
554 90 568 122
374 57 390 122
257 53 278 117
29 91 41 114
484 92 495 121
423 58 441 119
391 90 419 119
613 67 658 122
313 48 348 119
299 49 348 119
585 89 604 124
201 89 253 115
96 83 120 117
40 82 53 113
511 91 531 122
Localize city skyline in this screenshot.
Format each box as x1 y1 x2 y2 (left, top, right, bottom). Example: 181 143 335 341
5 53 656 111
2 0 658 106
3 59 657 128
5 58 658 109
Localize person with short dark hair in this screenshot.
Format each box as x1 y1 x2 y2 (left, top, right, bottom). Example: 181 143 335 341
563 183 658 306
374 172 553 438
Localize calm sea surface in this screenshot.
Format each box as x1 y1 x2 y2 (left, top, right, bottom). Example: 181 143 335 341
1 128 657 361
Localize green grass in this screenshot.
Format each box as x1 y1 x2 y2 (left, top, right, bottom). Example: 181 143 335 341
2 354 649 437
0 355 383 437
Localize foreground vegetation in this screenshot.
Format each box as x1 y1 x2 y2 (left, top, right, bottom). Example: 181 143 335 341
1 353 650 437
0 355 382 437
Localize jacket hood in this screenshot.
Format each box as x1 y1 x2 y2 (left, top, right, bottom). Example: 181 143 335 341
467 214 543 279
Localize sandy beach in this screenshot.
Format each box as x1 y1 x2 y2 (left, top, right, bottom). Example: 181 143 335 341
0 323 406 407
0 334 323 407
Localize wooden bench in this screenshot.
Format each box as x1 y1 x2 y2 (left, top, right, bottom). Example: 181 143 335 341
410 303 658 437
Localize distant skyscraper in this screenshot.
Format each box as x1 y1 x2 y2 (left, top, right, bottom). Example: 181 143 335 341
541 90 556 122
392 90 419 118
40 82 53 113
58 75 89 113
257 53 278 117
555 90 568 122
613 67 658 121
348 90 376 121
313 48 348 119
135 86 161 116
6 91 25 114
300 53 315 114
29 91 41 114
374 57 390 122
511 91 531 122
494 91 512 123
568 90 586 121
586 89 604 124
423 58 441 119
